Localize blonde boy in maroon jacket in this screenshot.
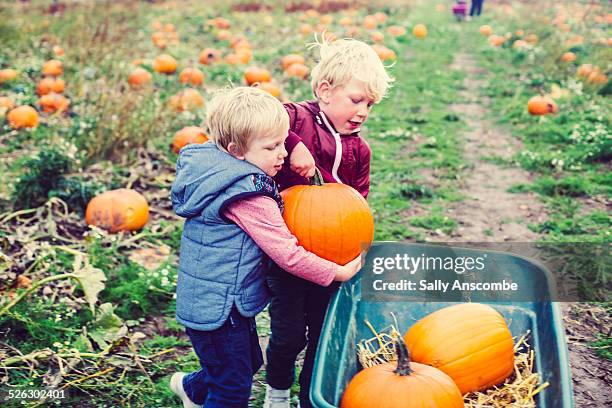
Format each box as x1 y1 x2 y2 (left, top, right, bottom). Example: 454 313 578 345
265 38 394 408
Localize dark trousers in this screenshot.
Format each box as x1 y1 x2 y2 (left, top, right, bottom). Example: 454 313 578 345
470 0 484 16
183 307 263 408
265 267 339 408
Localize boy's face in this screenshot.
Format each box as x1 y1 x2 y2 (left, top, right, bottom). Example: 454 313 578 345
318 78 375 135
231 129 288 177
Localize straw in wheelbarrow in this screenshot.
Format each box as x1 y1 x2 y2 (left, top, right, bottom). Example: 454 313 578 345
356 322 549 407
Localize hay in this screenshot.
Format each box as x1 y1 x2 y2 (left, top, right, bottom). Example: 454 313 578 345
356 323 549 407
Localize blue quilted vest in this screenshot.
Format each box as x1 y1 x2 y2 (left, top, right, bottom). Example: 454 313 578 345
171 142 283 331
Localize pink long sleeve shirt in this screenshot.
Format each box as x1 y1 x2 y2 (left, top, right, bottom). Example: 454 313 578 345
223 195 337 287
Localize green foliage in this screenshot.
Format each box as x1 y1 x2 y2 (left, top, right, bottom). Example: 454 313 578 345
48 177 106 213
410 213 457 234
11 148 73 209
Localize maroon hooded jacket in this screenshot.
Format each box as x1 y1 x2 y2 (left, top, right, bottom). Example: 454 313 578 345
275 100 371 199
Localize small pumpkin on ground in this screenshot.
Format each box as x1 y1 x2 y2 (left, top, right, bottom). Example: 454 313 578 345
36 77 66 95
256 81 281 98
285 63 309 79
37 93 70 113
173 126 208 153
199 48 222 65
85 189 149 233
153 54 177 74
404 303 515 394
281 54 305 70
479 25 492 37
244 67 272 85
169 89 204 111
42 60 63 77
7 105 39 129
179 67 205 86
413 23 427 39
128 67 152 89
0 69 18 83
340 338 463 408
527 95 558 115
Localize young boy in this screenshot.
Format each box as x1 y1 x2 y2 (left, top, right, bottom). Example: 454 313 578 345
169 87 362 408
265 38 393 408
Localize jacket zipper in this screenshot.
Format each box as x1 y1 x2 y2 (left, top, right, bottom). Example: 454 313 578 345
318 112 343 183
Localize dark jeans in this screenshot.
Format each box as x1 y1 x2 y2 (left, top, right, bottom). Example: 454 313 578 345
470 0 484 16
183 307 263 408
265 266 339 408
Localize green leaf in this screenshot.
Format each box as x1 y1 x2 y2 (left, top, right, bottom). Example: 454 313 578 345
72 255 107 314
89 303 127 350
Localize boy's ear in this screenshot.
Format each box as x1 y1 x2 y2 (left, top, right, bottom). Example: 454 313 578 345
317 80 332 104
227 142 245 160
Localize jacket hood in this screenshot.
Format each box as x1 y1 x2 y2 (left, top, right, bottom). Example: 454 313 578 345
171 142 263 218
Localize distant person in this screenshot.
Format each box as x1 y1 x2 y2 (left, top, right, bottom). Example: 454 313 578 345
470 0 484 17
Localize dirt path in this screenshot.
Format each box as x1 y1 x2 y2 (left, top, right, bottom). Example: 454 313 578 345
443 52 547 242
402 51 611 406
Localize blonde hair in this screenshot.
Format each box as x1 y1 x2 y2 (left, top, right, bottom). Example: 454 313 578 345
206 86 289 153
309 37 394 102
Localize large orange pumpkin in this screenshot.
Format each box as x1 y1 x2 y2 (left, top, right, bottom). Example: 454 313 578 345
179 67 205 86
527 95 558 115
340 339 463 408
173 126 208 153
128 67 152 88
7 106 39 129
85 189 149 233
280 170 374 265
413 24 427 39
153 54 177 74
244 67 272 85
404 303 515 394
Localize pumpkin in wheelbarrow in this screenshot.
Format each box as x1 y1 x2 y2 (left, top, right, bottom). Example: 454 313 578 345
280 169 374 265
404 302 514 394
340 338 463 408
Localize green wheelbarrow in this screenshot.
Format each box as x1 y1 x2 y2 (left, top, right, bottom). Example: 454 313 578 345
310 242 573 407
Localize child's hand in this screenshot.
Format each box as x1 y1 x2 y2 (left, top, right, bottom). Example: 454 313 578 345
289 142 316 178
334 253 364 282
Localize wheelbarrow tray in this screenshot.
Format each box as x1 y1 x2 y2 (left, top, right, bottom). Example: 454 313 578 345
310 243 573 407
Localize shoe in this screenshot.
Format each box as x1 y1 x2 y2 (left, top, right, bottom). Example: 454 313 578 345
263 384 290 408
169 372 202 408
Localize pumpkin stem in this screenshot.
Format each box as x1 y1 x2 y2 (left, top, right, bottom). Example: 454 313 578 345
393 337 414 376
310 167 324 186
